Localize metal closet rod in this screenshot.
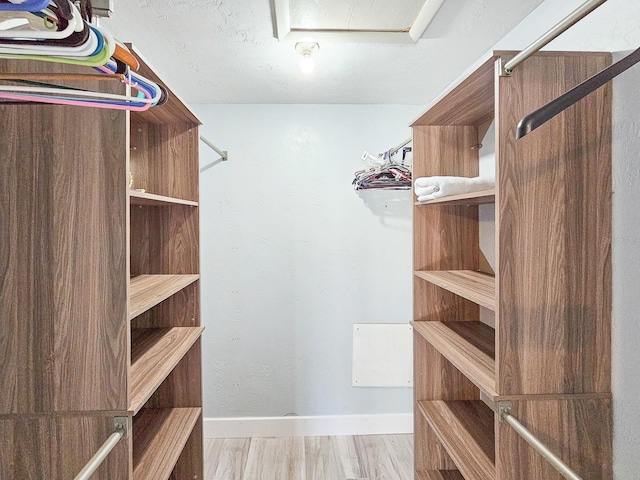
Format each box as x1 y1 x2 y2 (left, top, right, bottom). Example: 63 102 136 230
503 0 608 74
516 46 640 138
500 404 582 480
74 417 127 480
389 137 412 156
200 135 228 161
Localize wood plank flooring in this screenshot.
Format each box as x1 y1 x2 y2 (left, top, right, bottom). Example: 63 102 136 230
204 435 413 480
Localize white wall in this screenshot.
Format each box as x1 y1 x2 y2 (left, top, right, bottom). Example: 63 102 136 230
196 104 422 418
491 1 640 478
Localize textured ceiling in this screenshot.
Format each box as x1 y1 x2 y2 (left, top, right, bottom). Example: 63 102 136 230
102 0 545 104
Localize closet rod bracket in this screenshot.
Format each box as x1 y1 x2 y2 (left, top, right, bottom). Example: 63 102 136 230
498 401 513 420
113 416 129 439
499 55 515 77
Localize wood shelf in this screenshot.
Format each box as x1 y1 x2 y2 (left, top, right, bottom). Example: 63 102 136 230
415 189 495 206
410 51 502 127
130 190 198 207
418 400 495 480
413 321 496 398
133 407 201 480
416 471 465 480
129 327 204 414
129 275 199 320
414 270 495 311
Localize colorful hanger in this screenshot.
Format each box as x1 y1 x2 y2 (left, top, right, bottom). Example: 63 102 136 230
0 0 51 12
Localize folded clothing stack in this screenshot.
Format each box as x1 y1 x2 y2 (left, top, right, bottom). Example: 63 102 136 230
414 176 495 202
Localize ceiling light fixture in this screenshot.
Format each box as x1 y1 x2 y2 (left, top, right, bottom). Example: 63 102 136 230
295 42 319 74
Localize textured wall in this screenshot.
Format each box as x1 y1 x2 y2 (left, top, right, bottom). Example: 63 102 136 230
196 104 422 417
493 1 640 478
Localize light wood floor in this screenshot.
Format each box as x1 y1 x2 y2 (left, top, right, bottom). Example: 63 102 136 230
204 434 413 480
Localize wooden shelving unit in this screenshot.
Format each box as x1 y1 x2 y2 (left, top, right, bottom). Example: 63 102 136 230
414 271 495 311
412 321 495 398
129 275 200 319
132 407 201 480
130 327 204 413
0 47 204 478
418 401 495 480
411 50 613 479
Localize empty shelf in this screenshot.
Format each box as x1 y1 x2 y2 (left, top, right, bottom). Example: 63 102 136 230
129 274 199 320
130 190 198 207
415 189 495 206
414 270 495 311
413 321 496 398
133 407 201 480
129 327 204 414
416 471 465 480
418 400 495 480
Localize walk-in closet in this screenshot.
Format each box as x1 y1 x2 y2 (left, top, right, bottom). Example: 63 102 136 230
1 0 639 479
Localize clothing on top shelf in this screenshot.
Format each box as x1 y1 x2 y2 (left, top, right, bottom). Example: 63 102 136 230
414 175 494 202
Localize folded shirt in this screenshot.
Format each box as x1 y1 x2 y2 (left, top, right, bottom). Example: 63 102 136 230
414 175 495 202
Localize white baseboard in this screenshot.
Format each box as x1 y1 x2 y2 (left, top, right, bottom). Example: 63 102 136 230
203 413 413 439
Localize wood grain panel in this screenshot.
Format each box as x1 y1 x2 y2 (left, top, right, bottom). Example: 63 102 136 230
414 332 477 472
170 413 203 480
130 205 200 275
415 409 457 473
146 337 203 410
129 328 203 413
419 401 495 480
496 52 612 395
129 275 199 319
417 470 465 480
132 281 200 329
0 59 128 413
413 321 496 398
0 418 14 476
132 407 201 480
411 54 497 127
415 271 495 311
130 122 199 201
3 415 129 479
413 125 481 324
496 398 612 480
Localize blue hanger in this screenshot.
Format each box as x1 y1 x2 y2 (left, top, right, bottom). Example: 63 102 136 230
0 0 51 12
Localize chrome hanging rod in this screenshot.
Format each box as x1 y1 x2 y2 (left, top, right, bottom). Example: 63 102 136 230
499 404 582 480
389 137 412 156
74 417 127 480
200 135 228 161
502 0 608 75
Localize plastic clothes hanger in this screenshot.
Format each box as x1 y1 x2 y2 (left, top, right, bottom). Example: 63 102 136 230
0 38 110 66
0 4 78 39
0 23 101 56
0 0 51 12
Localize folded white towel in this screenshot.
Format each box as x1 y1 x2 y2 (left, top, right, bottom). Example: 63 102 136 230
414 176 494 202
